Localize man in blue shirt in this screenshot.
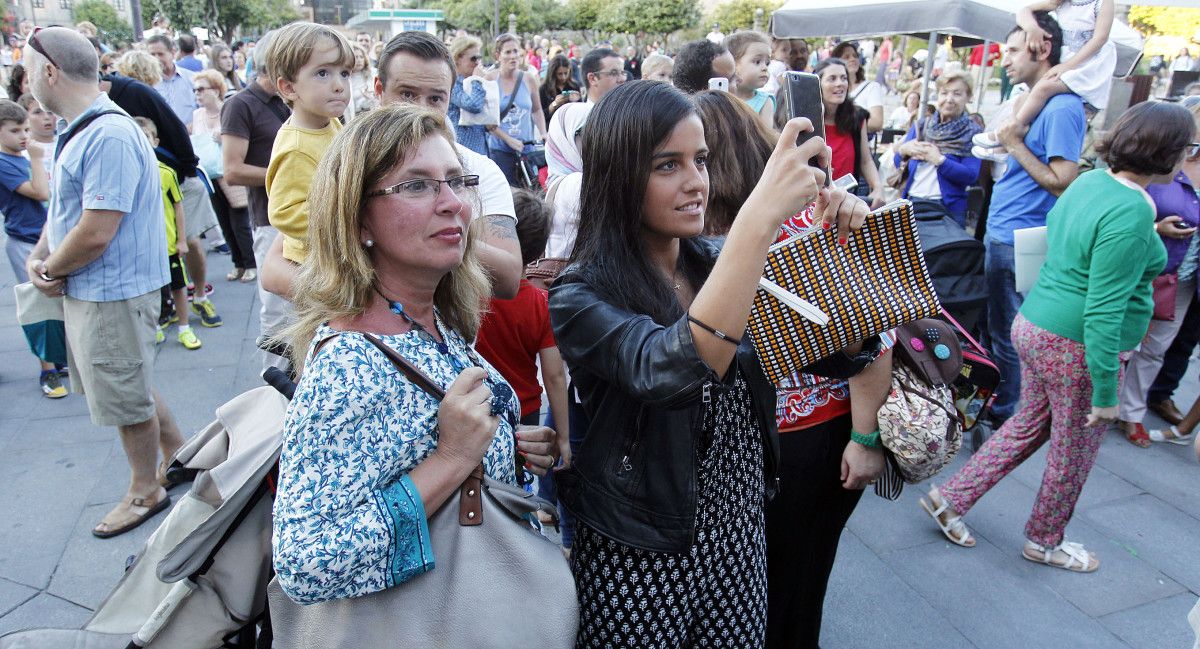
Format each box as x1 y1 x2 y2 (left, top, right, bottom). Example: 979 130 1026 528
984 12 1086 423
146 34 196 126
175 34 204 73
22 27 187 539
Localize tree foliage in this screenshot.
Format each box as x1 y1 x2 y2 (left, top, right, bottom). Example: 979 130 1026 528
599 0 700 37
1128 6 1200 38
73 0 135 47
435 0 568 36
707 0 780 33
141 0 299 43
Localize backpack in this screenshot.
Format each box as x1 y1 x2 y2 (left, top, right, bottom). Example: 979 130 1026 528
876 318 965 495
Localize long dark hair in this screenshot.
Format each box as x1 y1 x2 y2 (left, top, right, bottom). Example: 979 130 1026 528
814 57 860 137
571 81 712 325
540 54 577 96
694 90 777 235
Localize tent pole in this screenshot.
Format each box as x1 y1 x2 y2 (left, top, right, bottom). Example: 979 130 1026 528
917 30 939 140
975 39 990 113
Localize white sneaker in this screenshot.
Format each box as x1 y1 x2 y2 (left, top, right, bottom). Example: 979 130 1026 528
972 145 1008 163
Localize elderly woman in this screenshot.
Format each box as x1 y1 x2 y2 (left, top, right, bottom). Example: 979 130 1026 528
117 50 162 86
923 101 1194 573
272 106 559 604
893 70 983 227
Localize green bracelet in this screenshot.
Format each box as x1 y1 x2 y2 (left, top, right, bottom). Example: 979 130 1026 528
850 428 883 449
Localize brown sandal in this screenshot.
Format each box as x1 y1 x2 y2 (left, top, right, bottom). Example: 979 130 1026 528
92 492 171 539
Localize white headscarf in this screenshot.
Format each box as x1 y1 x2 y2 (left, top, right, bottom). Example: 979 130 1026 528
545 102 593 187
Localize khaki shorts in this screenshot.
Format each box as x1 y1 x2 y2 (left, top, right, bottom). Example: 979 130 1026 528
182 175 219 241
64 291 159 427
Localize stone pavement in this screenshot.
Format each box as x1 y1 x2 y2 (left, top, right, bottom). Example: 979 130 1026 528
1 242 1198 648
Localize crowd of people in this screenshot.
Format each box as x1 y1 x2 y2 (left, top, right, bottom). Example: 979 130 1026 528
3 0 1199 645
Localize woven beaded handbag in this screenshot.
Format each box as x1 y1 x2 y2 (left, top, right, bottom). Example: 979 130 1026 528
748 200 941 385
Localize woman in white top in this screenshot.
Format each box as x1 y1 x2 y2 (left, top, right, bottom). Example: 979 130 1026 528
832 41 884 133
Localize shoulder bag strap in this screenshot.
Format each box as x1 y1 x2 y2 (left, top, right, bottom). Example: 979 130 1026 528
55 109 127 161
499 74 523 122
361 333 446 400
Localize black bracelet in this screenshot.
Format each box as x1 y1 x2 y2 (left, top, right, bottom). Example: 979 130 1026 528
687 314 742 346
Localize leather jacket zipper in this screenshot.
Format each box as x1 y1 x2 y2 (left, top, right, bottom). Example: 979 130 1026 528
690 379 713 547
618 405 648 475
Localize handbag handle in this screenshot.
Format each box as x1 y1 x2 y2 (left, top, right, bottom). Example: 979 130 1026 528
758 277 830 326
362 333 485 526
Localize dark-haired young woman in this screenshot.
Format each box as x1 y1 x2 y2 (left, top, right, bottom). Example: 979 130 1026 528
549 80 874 647
695 89 891 649
922 101 1195 574
816 58 884 208
539 54 581 124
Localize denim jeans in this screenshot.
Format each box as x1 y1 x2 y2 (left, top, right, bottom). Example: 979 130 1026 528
984 235 1024 419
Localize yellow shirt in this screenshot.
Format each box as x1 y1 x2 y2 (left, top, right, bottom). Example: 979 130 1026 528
266 118 341 263
158 162 183 256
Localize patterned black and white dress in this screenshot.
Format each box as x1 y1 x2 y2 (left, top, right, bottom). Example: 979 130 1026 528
572 371 767 648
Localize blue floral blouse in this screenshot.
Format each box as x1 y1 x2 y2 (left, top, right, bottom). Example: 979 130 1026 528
272 321 520 604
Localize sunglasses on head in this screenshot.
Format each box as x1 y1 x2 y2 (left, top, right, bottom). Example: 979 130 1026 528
29 26 60 69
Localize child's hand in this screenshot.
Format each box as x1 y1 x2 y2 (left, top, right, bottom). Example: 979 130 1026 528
176 238 189 254
26 140 43 159
1044 64 1068 82
1025 27 1050 57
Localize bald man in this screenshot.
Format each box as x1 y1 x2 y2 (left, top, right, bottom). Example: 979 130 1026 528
22 27 187 538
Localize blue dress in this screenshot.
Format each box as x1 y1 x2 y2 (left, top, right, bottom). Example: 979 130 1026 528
450 76 489 156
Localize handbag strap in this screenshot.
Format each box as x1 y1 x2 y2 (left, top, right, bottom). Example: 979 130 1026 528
361 333 487 526
499 73 523 121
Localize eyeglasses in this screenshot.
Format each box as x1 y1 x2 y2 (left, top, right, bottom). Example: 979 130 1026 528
597 69 625 78
1188 142 1200 158
29 27 59 69
366 174 480 199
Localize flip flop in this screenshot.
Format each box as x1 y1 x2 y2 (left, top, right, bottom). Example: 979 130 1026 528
920 488 975 547
92 493 171 539
1023 540 1099 573
1148 425 1196 445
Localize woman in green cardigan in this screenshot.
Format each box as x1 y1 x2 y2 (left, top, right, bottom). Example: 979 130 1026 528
919 101 1195 573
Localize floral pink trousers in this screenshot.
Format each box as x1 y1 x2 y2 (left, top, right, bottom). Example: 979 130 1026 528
941 314 1114 548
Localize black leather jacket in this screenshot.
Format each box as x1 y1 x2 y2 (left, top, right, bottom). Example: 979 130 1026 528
549 238 878 553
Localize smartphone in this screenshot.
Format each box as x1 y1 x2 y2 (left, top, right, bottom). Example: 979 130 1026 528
784 71 829 185
708 77 729 92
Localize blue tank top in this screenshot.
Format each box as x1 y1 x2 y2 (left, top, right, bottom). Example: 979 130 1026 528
487 74 535 150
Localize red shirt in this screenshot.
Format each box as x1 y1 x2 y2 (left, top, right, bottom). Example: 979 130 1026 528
475 280 556 417
969 43 1001 66
825 121 856 181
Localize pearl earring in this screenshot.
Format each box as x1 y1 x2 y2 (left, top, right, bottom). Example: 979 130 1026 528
364 239 374 248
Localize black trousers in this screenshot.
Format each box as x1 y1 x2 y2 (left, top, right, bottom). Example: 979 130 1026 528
211 182 256 271
766 416 864 649
1148 294 1200 404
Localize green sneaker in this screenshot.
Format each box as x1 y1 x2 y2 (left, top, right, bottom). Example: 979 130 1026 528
155 325 165 344
178 328 202 350
190 300 223 328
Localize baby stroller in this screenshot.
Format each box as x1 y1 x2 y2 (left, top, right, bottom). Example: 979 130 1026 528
911 201 987 336
0 369 296 649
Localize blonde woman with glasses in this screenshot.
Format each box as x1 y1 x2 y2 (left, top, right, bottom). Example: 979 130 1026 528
272 105 559 604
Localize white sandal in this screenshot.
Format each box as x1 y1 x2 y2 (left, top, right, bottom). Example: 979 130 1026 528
1022 540 1099 573
1148 425 1195 445
920 488 975 547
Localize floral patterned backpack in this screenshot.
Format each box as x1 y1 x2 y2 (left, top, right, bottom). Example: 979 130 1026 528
876 318 966 493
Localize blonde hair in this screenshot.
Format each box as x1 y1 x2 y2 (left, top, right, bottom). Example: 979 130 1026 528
193 69 226 95
286 105 491 368
117 50 162 86
642 54 673 80
936 69 974 98
266 22 355 86
450 35 482 63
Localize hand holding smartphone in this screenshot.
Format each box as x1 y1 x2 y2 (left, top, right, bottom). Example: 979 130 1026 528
784 71 830 187
708 77 730 92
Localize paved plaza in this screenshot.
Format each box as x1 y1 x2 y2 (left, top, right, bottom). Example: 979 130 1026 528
0 241 1198 648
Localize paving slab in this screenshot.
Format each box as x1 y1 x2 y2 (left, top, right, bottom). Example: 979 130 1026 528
0 580 36 619
822 531 975 649
1083 494 1200 594
1099 591 1199 649
0 593 91 636
47 502 163 611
